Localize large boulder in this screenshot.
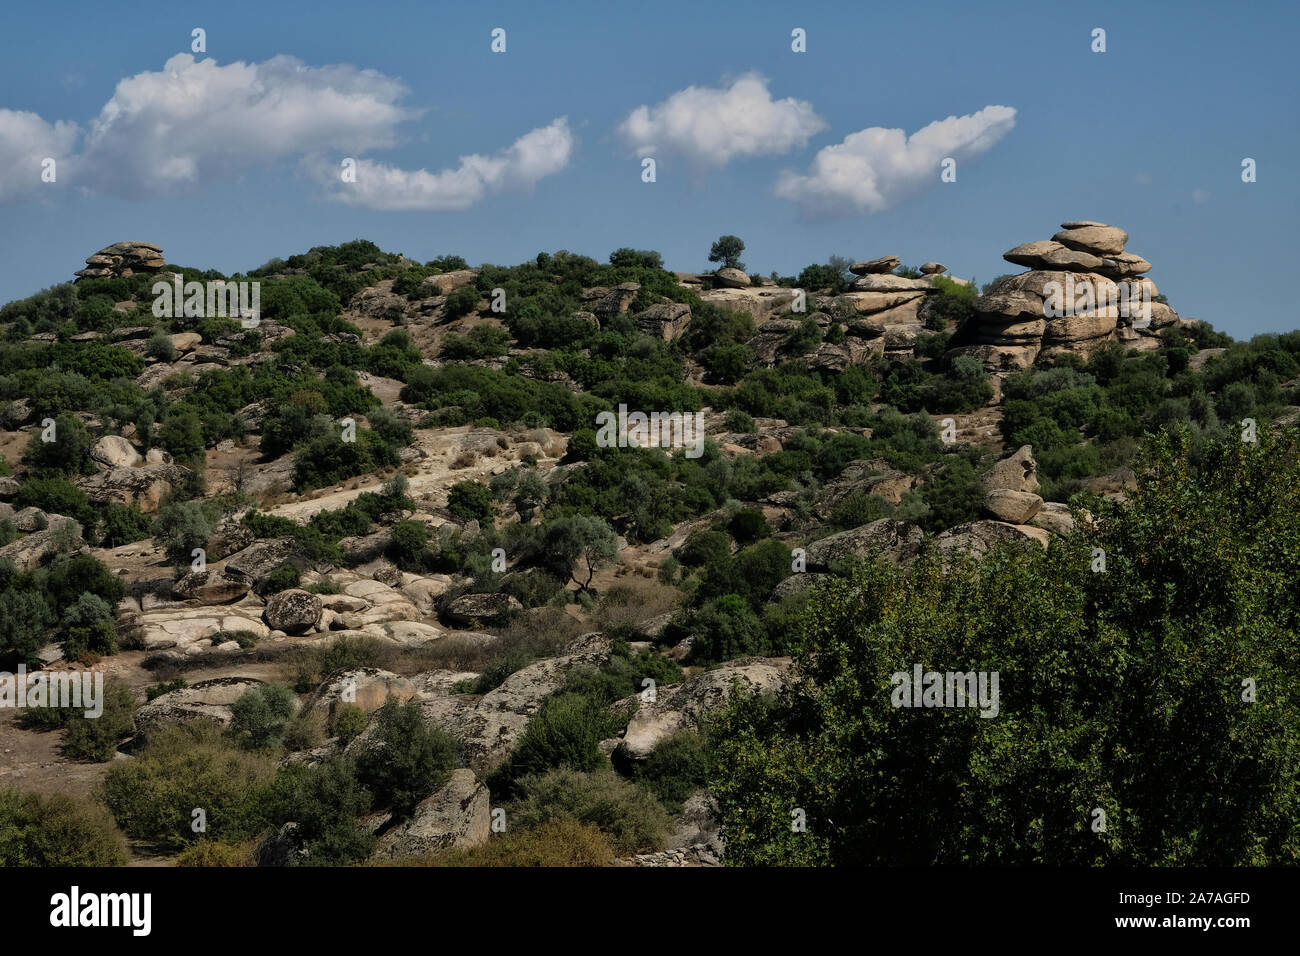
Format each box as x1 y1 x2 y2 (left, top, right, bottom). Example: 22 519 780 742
420 634 612 773
1051 223 1128 256
172 568 252 604
616 658 792 762
372 769 491 860
76 464 181 513
932 521 1048 560
851 274 932 293
983 445 1039 494
306 668 418 723
263 589 323 634
849 255 901 275
713 268 751 289
636 302 691 341
803 519 925 571
225 538 304 585
90 435 142 469
983 489 1043 524
443 592 522 626
75 241 165 280
0 517 83 571
1029 501 1075 536
132 677 265 740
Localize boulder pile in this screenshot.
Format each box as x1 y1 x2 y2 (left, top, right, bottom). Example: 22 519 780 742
75 241 166 280
951 222 1182 371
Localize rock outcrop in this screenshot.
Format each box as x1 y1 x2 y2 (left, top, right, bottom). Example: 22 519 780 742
372 769 491 860
75 242 165 280
950 222 1178 370
615 657 792 763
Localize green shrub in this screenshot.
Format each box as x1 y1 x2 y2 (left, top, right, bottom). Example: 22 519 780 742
332 704 368 745
425 819 614 867
147 332 177 362
100 503 153 548
447 481 494 524
509 767 671 853
631 731 712 812
229 683 298 750
260 757 376 865
500 692 616 783
154 500 214 569
0 789 127 866
354 699 457 820
14 475 92 525
59 681 136 761
102 723 276 849
257 563 301 596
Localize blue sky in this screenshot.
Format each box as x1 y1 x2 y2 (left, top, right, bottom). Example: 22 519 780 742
1 0 1295 337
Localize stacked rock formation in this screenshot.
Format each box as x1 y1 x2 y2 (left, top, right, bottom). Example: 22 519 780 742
75 241 166 280
832 254 936 360
951 222 1181 371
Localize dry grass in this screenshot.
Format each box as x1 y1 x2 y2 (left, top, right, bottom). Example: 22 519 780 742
592 578 679 633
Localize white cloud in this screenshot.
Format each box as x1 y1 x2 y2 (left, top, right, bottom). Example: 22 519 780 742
309 118 575 211
78 53 416 195
774 105 1017 217
617 72 826 167
0 110 79 202
0 54 573 210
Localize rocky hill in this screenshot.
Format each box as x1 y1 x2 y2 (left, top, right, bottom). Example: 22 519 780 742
0 224 1296 867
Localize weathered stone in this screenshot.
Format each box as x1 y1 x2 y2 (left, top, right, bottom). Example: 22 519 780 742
443 592 522 626
132 677 266 740
983 445 1039 494
373 769 490 860
850 274 932 292
172 569 252 604
803 519 925 571
849 256 901 275
714 268 751 289
984 489 1043 524
91 435 142 469
616 658 792 762
1052 224 1128 256
263 589 323 634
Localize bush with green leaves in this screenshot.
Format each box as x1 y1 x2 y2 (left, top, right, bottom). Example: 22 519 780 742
22 413 94 476
0 789 127 866
102 722 277 850
447 480 494 524
14 475 93 525
508 767 672 854
629 731 712 812
353 698 458 820
498 692 618 786
331 704 368 745
154 499 214 569
539 514 619 594
229 683 299 750
100 503 153 548
710 426 1300 865
259 756 376 865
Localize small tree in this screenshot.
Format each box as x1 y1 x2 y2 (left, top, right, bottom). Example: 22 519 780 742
154 500 213 569
708 235 746 272
448 481 495 524
354 698 457 820
541 515 619 594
